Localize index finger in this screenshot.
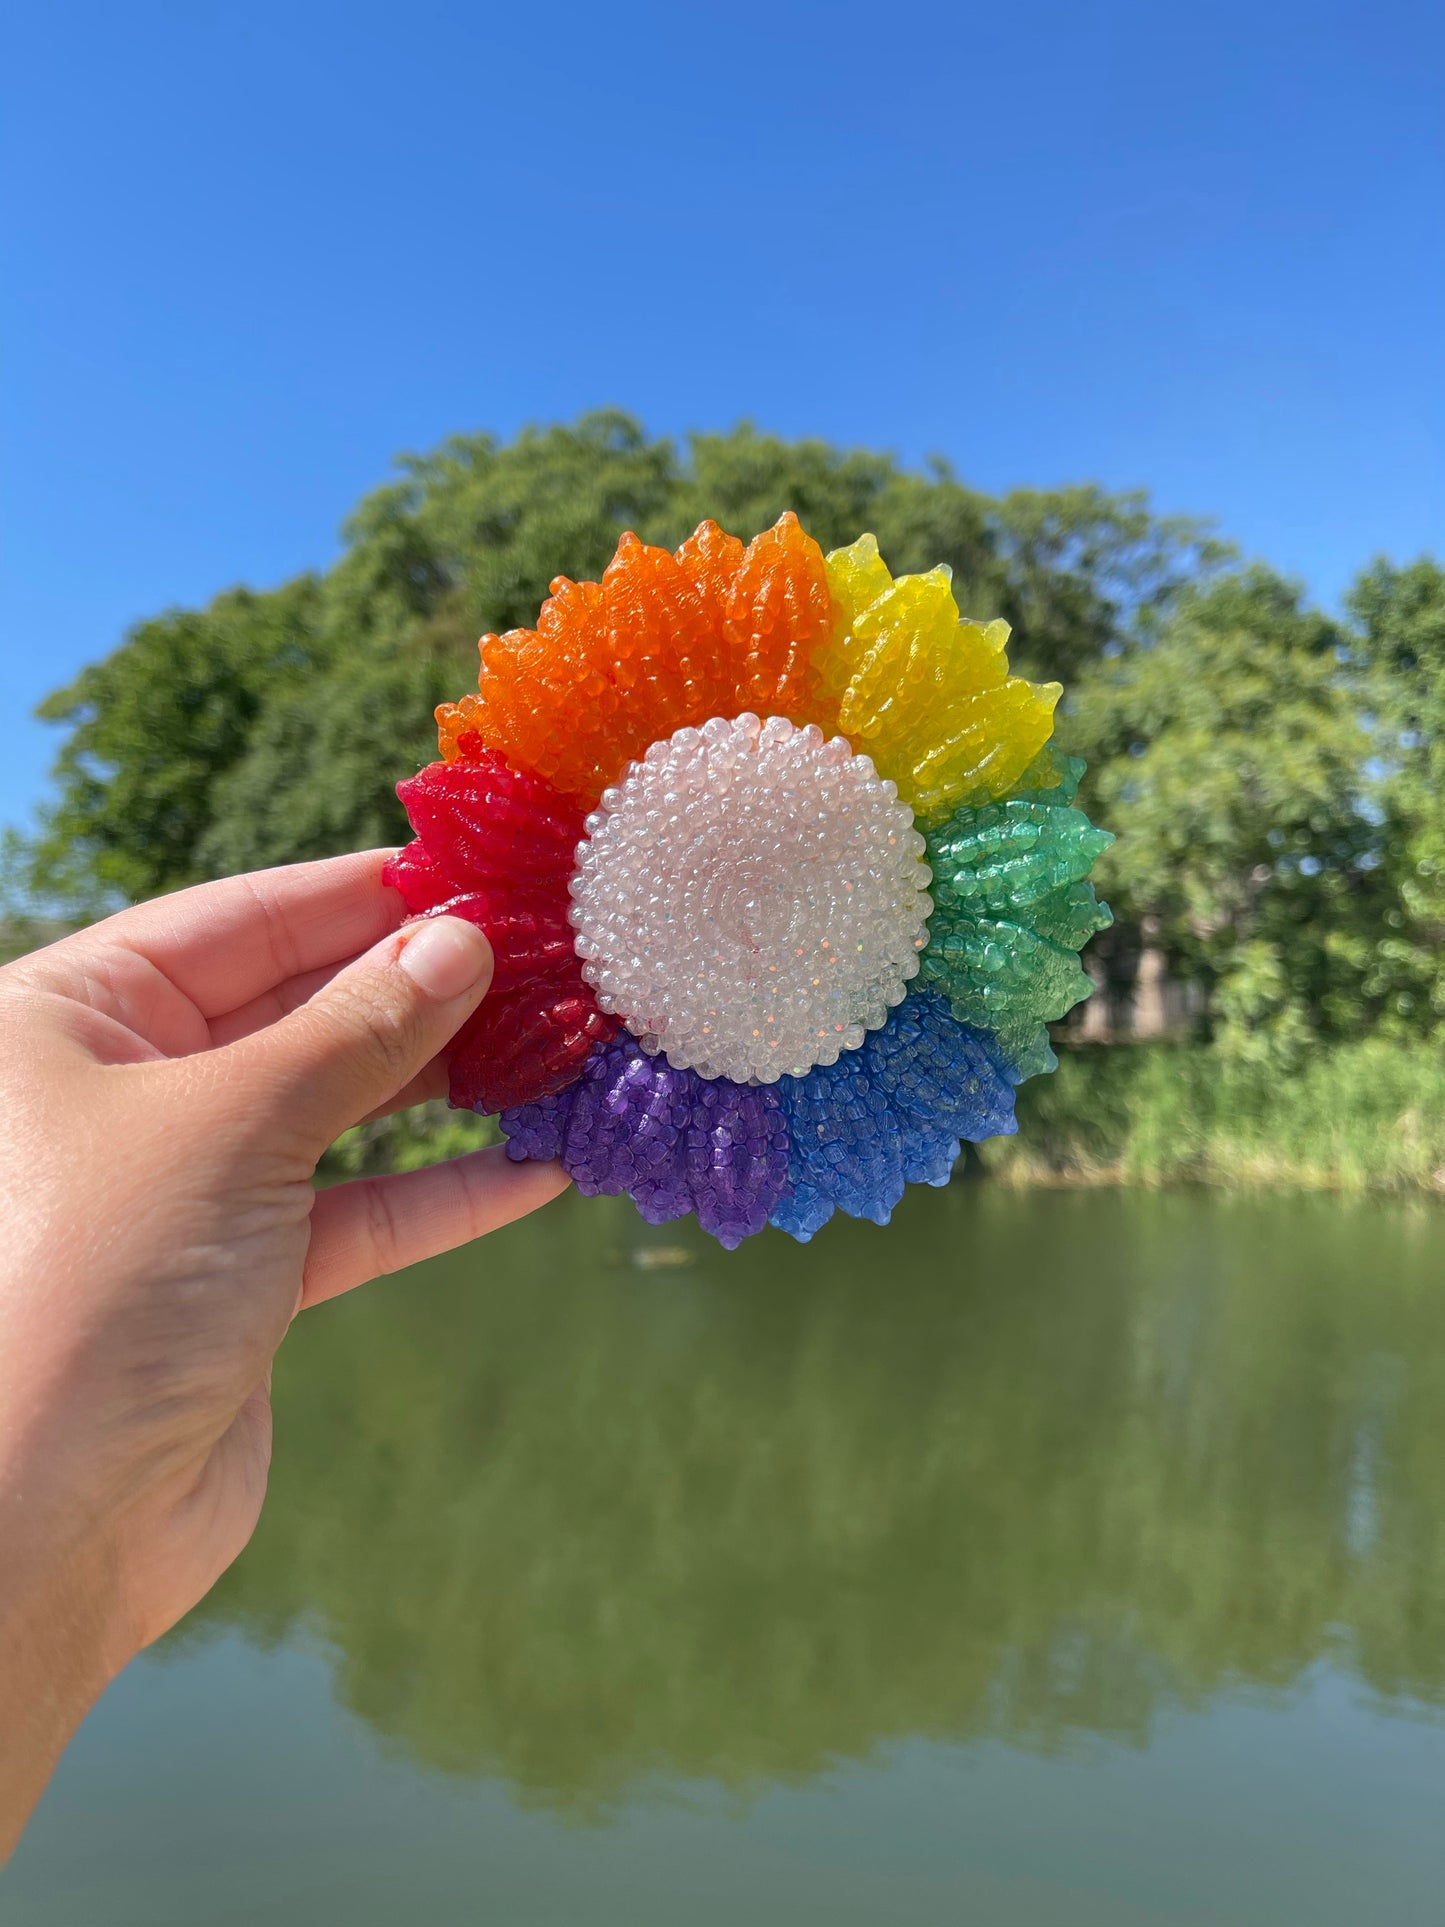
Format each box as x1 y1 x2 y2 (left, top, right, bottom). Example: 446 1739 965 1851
67 850 406 1018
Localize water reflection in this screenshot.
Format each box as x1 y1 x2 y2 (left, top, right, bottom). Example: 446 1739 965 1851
186 1186 1445 1810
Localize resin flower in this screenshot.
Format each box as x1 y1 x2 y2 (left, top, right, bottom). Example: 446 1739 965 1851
386 515 1112 1246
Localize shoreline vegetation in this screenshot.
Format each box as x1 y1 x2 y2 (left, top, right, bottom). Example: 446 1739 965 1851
991 1039 1445 1195
320 1037 1445 1199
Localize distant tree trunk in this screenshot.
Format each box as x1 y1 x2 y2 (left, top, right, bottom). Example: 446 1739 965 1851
1078 951 1113 1041
1131 915 1170 1039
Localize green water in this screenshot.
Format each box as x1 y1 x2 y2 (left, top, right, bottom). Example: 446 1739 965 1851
8 1185 1445 1924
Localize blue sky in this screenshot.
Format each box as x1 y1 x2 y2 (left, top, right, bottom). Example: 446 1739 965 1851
2 0 1441 836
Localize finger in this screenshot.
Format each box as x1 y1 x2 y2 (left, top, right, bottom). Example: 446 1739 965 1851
302 1147 570 1307
207 957 357 1048
356 1055 449 1124
221 915 493 1150
49 851 406 1019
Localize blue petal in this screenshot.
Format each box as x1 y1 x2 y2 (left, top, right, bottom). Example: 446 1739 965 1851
768 989 1022 1242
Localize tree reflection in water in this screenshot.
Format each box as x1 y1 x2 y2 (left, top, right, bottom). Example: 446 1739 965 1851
182 1186 1445 1813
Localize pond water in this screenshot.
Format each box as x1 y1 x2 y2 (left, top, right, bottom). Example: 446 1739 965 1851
8 1185 1445 1924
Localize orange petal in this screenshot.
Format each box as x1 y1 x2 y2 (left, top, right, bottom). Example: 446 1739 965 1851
724 512 839 731
437 515 841 804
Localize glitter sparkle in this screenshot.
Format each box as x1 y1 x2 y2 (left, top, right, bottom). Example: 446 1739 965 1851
567 714 933 1083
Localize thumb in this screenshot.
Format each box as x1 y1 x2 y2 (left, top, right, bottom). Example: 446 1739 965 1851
225 915 493 1151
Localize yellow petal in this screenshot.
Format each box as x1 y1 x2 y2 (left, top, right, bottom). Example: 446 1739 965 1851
820 539 1059 823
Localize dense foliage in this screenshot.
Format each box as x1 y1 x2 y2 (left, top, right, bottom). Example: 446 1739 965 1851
14 411 1445 1052
996 1039 1445 1191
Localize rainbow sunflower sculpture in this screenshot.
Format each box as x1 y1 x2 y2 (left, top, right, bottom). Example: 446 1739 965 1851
386 515 1112 1247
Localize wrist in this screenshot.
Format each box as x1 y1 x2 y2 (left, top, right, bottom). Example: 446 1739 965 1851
0 1473 129 1860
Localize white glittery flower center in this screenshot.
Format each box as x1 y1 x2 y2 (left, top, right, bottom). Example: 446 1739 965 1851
568 714 933 1083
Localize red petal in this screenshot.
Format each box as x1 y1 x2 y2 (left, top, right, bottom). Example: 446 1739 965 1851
384 754 611 1110
395 754 582 892
449 977 619 1114
384 838 454 915
412 886 578 996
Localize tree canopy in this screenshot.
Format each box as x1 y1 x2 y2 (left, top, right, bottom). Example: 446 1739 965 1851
14 411 1443 1047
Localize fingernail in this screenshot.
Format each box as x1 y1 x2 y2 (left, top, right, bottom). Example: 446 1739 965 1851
398 917 493 1001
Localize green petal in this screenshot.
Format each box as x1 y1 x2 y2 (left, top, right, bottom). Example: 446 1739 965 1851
919 906 1097 1033
996 1022 1059 1080
1027 879 1114 950
918 765 1112 1080
1006 745 1087 804
926 800 1114 917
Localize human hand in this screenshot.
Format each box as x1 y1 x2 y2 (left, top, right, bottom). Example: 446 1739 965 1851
0 851 568 1855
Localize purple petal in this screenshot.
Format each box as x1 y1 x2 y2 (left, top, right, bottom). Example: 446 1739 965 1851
501 1035 791 1249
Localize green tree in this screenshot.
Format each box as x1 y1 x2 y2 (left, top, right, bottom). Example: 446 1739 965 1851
14 413 1219 909
1346 557 1445 1030
27 577 327 906
671 430 1225 685
1069 567 1379 1049
987 482 1231 686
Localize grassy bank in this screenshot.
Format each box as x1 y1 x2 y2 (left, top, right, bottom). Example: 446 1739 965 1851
990 1040 1445 1194
321 1101 498 1181
323 1039 1445 1198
